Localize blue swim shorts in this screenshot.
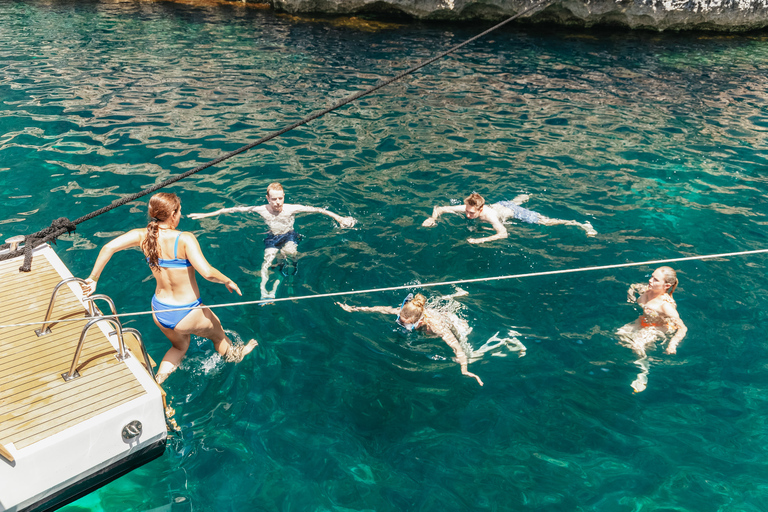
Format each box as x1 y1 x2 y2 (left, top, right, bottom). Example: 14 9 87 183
495 201 541 224
264 230 301 249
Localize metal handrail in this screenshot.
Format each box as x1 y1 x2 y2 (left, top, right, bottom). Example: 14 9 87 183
39 278 154 383
120 327 157 382
35 277 92 336
83 294 127 360
62 316 129 381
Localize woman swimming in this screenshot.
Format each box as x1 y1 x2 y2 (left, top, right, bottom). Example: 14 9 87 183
337 291 489 386
618 266 688 392
82 192 258 384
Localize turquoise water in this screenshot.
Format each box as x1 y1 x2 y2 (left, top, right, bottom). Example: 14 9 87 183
2 1 768 510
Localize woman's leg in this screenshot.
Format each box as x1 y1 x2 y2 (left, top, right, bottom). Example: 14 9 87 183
617 323 660 393
153 315 191 384
175 307 258 362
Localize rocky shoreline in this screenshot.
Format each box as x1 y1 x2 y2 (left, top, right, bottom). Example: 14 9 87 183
259 0 768 31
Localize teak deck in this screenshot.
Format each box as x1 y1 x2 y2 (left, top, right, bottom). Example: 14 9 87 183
0 251 146 450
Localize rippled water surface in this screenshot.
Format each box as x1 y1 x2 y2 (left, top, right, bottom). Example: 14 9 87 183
2 1 768 510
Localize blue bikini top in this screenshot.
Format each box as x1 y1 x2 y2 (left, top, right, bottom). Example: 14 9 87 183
149 233 192 268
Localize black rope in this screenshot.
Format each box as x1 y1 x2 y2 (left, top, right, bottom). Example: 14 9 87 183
0 0 553 270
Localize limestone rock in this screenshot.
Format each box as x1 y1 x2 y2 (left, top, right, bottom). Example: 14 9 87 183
266 0 768 30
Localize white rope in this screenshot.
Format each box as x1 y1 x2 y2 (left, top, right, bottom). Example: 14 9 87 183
2 248 766 330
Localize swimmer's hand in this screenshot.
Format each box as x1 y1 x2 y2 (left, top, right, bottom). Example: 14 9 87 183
665 342 679 354
81 278 97 296
339 217 356 228
467 238 484 244
453 287 468 297
422 217 437 227
187 212 213 220
336 302 357 312
226 281 242 296
463 370 484 386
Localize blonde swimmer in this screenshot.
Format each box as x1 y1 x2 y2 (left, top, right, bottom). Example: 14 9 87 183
618 266 687 393
338 289 526 386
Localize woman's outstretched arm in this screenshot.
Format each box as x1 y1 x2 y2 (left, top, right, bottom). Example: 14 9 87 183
336 303 399 315
662 302 687 354
431 320 483 386
182 232 241 295
83 229 143 295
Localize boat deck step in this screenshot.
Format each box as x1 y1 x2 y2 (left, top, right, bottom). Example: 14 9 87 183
0 251 146 451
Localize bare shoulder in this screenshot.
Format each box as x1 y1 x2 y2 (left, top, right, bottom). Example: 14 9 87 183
178 231 200 248
287 203 319 213
121 228 147 244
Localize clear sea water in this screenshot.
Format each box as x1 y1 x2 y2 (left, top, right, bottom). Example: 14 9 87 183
2 1 768 510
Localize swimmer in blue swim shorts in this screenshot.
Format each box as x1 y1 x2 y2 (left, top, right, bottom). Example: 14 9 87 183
189 182 356 300
422 192 597 244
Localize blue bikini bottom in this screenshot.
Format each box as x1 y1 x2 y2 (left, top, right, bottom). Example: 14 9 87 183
151 295 203 330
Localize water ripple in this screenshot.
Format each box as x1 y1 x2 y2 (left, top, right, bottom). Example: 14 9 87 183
3 2 768 511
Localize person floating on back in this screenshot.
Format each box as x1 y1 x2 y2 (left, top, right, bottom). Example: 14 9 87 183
422 192 597 243
189 182 356 300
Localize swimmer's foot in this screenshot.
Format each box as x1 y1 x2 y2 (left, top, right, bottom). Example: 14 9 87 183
155 362 178 385
225 339 259 362
156 371 172 385
260 280 281 304
278 261 298 277
583 222 598 237
631 374 647 393
513 193 530 204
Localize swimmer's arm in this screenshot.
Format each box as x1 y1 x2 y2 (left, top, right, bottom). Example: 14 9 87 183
439 287 468 300
182 233 241 295
336 303 399 315
293 205 356 228
83 229 144 295
187 205 261 220
662 302 687 354
433 324 483 386
467 212 508 245
422 205 464 227
627 283 649 302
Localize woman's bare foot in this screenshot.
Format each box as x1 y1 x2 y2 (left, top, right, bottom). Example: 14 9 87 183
225 339 259 362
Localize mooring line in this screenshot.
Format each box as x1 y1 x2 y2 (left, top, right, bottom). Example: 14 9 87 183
0 0 555 266
2 248 765 330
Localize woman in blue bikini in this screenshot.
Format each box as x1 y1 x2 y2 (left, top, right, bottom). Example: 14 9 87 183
83 192 257 383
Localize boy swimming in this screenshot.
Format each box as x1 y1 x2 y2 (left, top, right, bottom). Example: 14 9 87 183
189 182 356 299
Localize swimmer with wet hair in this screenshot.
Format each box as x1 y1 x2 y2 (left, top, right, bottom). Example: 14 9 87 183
338 290 523 386
82 192 258 384
618 266 688 392
422 192 597 243
189 182 356 300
